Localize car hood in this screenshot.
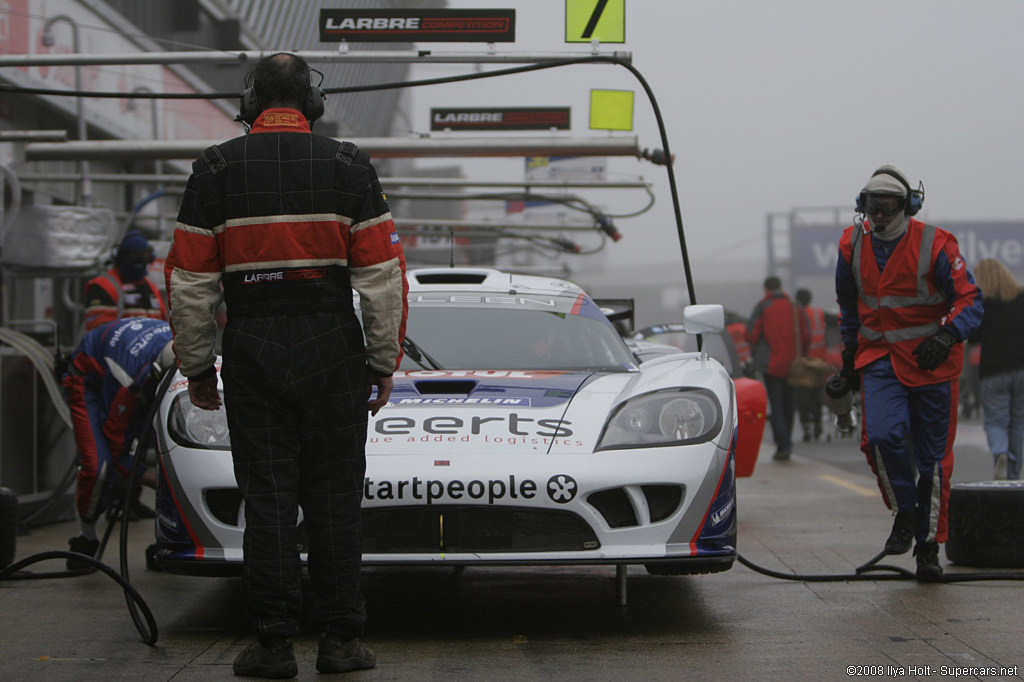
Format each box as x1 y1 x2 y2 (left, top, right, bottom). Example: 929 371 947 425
370 369 631 455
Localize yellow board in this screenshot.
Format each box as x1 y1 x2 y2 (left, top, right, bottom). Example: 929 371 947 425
589 89 634 131
565 0 625 43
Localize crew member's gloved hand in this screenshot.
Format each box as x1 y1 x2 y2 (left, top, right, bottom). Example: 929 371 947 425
840 348 860 392
912 328 958 371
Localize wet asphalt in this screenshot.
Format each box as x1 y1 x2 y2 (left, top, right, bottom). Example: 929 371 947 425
1 415 1021 682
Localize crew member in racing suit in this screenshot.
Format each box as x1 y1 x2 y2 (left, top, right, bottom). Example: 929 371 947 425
836 165 982 581
166 53 407 678
83 230 168 331
62 318 175 569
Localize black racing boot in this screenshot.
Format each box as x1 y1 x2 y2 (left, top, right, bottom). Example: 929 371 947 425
884 509 915 555
232 638 297 679
914 541 943 582
316 633 376 673
66 535 99 571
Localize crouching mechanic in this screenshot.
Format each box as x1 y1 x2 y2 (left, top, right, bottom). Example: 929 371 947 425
166 53 407 678
836 165 983 581
62 318 175 569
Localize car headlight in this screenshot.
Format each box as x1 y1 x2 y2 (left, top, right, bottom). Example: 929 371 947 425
596 388 722 451
167 393 231 450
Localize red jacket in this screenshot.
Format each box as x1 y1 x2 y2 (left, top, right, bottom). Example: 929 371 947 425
746 291 809 378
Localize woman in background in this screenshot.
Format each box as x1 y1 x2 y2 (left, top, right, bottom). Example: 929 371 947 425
971 258 1024 479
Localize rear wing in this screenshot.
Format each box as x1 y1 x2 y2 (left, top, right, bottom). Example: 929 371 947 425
594 298 635 335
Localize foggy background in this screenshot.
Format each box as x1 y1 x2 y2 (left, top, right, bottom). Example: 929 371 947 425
399 0 1024 323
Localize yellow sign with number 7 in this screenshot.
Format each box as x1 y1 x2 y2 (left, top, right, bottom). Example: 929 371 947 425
565 0 625 43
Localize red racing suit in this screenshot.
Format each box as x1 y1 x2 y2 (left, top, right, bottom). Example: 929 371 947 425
166 108 408 643
836 218 983 543
83 268 167 331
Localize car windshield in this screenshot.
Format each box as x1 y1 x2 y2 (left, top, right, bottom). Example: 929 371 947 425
642 330 736 376
399 306 636 371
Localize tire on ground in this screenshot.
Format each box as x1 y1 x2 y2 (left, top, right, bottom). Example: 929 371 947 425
946 481 1024 568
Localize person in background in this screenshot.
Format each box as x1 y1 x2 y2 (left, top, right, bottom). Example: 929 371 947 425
836 165 983 581
84 230 168 332
726 313 752 376
970 258 1024 480
166 53 407 679
62 318 174 569
794 288 827 442
747 276 809 461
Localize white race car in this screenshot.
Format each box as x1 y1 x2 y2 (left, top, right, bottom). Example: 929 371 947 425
151 268 766 576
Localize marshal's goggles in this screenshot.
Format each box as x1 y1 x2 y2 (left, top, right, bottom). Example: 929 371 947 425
862 193 904 217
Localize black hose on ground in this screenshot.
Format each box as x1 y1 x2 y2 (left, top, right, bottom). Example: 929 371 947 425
0 369 175 645
737 551 1024 583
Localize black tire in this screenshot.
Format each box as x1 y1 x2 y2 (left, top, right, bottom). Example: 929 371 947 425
0 487 17 569
946 481 1024 568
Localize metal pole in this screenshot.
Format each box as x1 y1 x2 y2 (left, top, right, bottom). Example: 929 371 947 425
15 172 652 191
25 136 641 161
0 131 68 142
395 218 603 232
131 86 165 238
616 564 628 607
42 15 89 206
0 49 633 68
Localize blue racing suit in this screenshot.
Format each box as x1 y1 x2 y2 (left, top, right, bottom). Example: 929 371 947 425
62 318 173 521
836 219 982 544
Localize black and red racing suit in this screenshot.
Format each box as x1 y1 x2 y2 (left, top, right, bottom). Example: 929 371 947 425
166 108 407 642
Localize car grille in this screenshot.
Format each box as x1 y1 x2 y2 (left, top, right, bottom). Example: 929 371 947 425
204 493 601 554
361 506 600 553
587 485 684 528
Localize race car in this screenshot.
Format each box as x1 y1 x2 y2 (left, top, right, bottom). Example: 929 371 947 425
151 268 766 576
631 323 743 378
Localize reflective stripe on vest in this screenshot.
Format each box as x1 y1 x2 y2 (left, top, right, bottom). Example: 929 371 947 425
852 224 943 344
100 272 125 318
806 306 826 356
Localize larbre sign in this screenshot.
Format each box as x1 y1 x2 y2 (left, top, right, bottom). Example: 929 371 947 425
319 9 516 43
431 108 571 131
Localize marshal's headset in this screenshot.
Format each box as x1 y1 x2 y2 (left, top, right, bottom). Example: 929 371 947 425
855 166 925 217
236 53 326 128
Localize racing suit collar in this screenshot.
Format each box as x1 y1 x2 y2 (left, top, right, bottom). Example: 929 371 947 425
250 108 311 134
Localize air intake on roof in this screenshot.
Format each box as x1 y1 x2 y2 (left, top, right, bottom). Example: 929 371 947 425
414 272 488 284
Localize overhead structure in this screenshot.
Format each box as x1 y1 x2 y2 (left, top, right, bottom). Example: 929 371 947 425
0 49 631 68
25 136 642 162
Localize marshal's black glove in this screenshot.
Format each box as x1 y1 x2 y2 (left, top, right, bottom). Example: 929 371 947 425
840 348 860 393
912 327 958 371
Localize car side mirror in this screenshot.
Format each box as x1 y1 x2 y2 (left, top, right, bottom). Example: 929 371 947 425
682 304 725 334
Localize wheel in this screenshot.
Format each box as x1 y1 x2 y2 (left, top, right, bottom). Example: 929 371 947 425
0 487 17 569
946 481 1024 568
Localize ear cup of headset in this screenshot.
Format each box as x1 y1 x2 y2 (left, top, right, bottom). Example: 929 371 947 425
237 87 260 125
906 189 924 216
303 84 325 123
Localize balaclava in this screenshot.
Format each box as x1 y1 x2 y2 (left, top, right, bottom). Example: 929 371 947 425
862 170 909 241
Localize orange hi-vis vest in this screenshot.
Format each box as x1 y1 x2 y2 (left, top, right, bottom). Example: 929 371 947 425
803 306 827 360
844 220 962 386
